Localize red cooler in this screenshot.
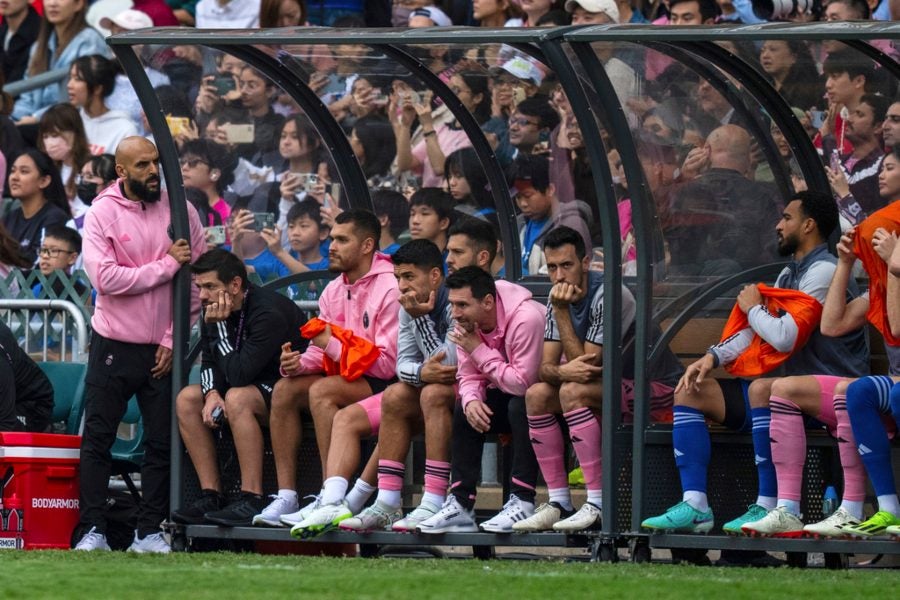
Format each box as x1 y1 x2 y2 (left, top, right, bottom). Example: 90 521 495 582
0 432 81 550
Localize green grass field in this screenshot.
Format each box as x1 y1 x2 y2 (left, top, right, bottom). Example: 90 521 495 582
0 552 896 599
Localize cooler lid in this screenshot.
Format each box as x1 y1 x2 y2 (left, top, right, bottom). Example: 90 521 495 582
0 432 82 449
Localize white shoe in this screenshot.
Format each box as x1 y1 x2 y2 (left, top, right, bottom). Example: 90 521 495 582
480 494 534 533
127 532 171 554
279 495 321 527
253 494 300 527
339 501 403 532
74 526 111 551
392 500 441 532
289 501 351 540
512 502 571 533
803 507 861 538
741 506 804 538
553 502 602 532
416 496 478 534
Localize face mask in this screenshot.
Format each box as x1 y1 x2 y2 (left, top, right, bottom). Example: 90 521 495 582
76 180 98 205
43 135 71 162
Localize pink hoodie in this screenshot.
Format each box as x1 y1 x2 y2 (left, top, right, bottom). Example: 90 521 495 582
292 252 400 381
83 180 206 349
457 280 545 409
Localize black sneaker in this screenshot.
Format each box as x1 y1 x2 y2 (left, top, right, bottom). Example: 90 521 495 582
171 490 224 525
205 493 267 527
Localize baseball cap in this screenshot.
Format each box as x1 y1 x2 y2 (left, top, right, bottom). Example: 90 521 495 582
409 6 453 27
100 9 154 31
563 0 620 23
490 56 544 86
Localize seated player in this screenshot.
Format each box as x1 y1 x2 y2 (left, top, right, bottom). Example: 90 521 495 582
514 226 681 532
642 191 868 534
250 210 400 528
417 266 545 533
171 249 305 526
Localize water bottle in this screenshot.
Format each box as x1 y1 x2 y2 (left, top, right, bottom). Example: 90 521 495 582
822 485 838 516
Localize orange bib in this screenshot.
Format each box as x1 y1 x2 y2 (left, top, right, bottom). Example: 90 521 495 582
300 317 381 381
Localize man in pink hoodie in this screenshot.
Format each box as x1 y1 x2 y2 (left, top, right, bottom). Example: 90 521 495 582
417 265 545 534
253 209 400 529
74 137 206 553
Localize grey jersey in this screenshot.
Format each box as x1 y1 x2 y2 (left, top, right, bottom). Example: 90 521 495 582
544 270 636 348
396 285 456 387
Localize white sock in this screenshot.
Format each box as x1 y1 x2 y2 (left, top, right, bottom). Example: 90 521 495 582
776 499 800 516
586 489 603 509
321 476 348 506
421 491 444 508
683 491 709 513
840 500 864 520
876 494 900 516
376 488 402 510
548 487 573 511
756 495 777 510
345 479 375 513
278 489 298 503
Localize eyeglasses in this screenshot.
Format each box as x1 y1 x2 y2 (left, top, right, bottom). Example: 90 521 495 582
39 247 75 258
509 117 539 128
179 158 208 168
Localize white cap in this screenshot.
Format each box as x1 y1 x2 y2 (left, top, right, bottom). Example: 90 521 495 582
494 56 544 86
100 9 154 31
564 0 620 23
409 6 453 27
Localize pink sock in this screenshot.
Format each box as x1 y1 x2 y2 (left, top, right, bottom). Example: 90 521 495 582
377 459 404 491
564 407 602 491
424 460 450 496
528 414 568 490
834 395 866 502
769 396 805 502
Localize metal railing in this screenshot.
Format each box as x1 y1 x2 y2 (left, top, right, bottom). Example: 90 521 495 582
0 299 89 362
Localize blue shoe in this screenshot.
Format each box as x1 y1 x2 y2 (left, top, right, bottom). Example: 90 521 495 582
722 504 768 535
641 501 714 533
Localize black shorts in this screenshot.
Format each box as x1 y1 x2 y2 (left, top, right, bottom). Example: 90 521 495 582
362 375 397 395
716 378 752 433
254 379 277 407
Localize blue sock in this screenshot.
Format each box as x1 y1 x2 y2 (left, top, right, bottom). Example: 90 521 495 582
891 381 900 432
751 407 776 499
847 377 897 497
673 406 710 494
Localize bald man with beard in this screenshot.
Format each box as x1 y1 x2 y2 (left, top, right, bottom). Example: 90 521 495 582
665 124 782 276
75 137 206 553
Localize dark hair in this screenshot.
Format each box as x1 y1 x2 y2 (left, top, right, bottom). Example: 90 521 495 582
506 153 551 193
352 117 396 179
669 0 720 21
180 138 236 195
155 84 192 119
373 189 409 239
535 9 571 25
184 186 214 224
822 48 875 84
333 14 366 27
335 209 381 246
445 265 496 300
444 147 491 211
14 149 69 217
515 96 560 131
278 113 321 156
86 154 117 184
0 221 29 269
190 248 249 290
448 217 498 264
38 103 91 192
260 0 307 27
761 40 821 112
72 54 118 100
410 187 455 222
860 93 891 124
542 225 586 260
829 0 870 19
454 70 491 125
392 238 444 272
44 225 82 254
287 198 324 228
28 1 88 77
793 190 838 240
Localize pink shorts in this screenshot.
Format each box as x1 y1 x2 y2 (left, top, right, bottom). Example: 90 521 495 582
356 392 383 436
621 380 675 424
811 374 843 431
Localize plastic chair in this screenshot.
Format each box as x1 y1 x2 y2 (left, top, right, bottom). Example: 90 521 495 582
111 395 144 500
37 361 87 435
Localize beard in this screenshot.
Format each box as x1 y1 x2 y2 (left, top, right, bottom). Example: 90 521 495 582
128 175 161 203
777 233 799 257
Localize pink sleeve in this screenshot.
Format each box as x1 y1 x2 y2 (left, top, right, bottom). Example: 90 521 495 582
365 282 401 380
457 345 489 410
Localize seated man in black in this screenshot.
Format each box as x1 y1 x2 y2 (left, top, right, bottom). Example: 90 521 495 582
0 320 53 432
172 249 305 527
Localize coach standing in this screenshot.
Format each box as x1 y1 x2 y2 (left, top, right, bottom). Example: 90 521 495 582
74 137 205 552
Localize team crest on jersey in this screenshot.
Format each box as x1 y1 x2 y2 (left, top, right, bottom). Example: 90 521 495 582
105 354 114 366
